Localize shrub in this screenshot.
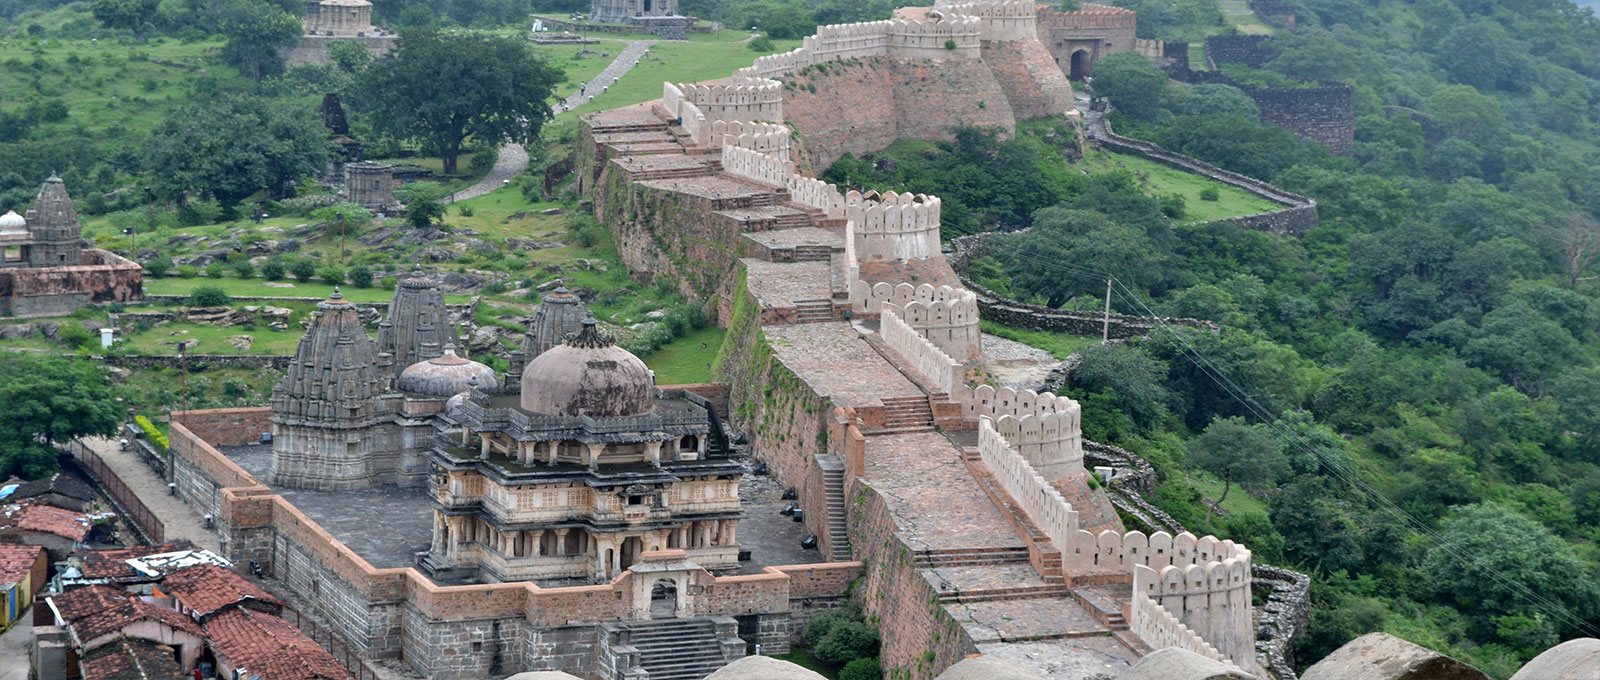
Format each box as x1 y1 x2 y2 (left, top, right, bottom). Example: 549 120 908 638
188 285 232 307
802 604 880 667
458 204 475 217
290 259 316 283
750 35 774 52
1199 186 1220 201
176 265 198 278
840 658 882 680
135 415 169 451
349 265 373 288
944 39 956 50
141 255 173 278
262 259 286 281
205 262 225 278
232 260 255 279
56 324 92 349
318 267 346 286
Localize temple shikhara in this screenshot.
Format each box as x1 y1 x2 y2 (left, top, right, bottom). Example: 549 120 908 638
0 177 141 318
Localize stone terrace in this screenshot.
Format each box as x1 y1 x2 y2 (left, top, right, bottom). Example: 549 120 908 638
861 431 1027 552
742 260 835 310
762 323 925 408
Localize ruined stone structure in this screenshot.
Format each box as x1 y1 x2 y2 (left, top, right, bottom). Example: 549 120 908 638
286 0 397 66
0 177 141 317
1037 3 1136 78
424 318 743 584
589 0 694 39
343 160 400 213
1181 39 1356 154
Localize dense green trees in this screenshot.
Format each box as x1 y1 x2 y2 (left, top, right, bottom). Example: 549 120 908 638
143 97 332 209
0 356 121 479
357 31 563 175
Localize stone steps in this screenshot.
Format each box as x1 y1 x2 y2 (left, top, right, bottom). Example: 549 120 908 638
937 583 1072 604
880 396 934 429
914 546 1031 569
625 619 735 680
792 245 834 262
792 299 835 323
629 165 718 181
818 454 852 561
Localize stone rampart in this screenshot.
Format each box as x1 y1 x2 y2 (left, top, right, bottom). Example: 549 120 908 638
1173 68 1354 155
721 144 794 187
1130 593 1236 669
1133 558 1256 672
977 32 1078 119
977 417 1081 553
0 249 142 318
935 0 1038 41
847 190 942 262
678 78 784 123
850 281 981 361
963 385 1083 481
880 308 960 395
1246 0 1296 30
1204 34 1271 68
885 16 982 60
712 120 792 161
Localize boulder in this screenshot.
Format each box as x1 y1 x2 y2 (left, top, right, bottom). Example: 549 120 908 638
416 246 458 263
228 335 253 351
1301 633 1489 680
0 324 37 339
1510 638 1600 680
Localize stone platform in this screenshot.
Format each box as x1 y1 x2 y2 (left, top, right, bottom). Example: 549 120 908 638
762 323 925 409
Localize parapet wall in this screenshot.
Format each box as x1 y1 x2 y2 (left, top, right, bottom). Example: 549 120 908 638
677 78 784 124
850 281 981 361
847 190 942 262
978 417 1081 552
1133 557 1255 673
935 0 1038 41
880 308 961 395
962 385 1083 481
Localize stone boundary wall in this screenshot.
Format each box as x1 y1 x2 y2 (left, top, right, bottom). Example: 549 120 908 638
846 190 942 262
1130 591 1237 668
1133 559 1256 672
1254 564 1311 679
0 249 143 318
713 121 792 161
678 78 785 124
721 144 794 187
736 14 981 80
880 308 960 395
165 407 865 677
962 385 1083 481
1204 34 1271 68
1088 110 1321 234
533 16 716 34
977 417 1081 554
852 281 981 361
1246 0 1296 30
1173 68 1353 155
102 354 294 370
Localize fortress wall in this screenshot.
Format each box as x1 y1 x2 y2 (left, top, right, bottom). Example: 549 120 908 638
713 120 792 161
679 78 785 123
591 163 747 305
1252 84 1355 155
1130 591 1235 669
880 308 961 395
721 144 794 187
780 56 1015 170
849 478 977 677
979 37 1078 119
935 0 1039 41
1133 559 1256 672
962 386 1083 481
851 281 981 361
847 190 942 262
885 17 982 60
977 417 1081 555
1204 34 1271 68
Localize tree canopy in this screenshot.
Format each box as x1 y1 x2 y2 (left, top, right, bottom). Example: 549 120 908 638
0 355 121 479
143 96 332 208
356 31 563 175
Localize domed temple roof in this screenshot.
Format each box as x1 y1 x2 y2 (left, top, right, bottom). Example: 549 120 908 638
0 210 25 231
398 347 496 398
524 283 588 359
519 317 655 417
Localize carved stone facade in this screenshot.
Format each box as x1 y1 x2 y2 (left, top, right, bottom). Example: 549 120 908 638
591 0 679 23
377 270 457 378
287 0 395 66
0 177 142 317
343 161 399 213
426 320 739 583
1037 3 1138 79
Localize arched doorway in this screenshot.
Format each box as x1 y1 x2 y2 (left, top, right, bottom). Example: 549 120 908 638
620 536 644 571
650 579 679 618
1070 50 1091 80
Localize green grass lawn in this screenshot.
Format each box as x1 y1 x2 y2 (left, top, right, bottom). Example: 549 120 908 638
1185 475 1270 518
982 321 1103 359
0 37 247 141
1218 0 1275 35
1079 148 1283 223
118 320 304 355
448 188 569 242
570 36 801 115
140 276 472 303
643 326 726 384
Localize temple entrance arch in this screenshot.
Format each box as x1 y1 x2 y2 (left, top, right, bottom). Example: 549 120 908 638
1070 50 1091 80
650 579 679 618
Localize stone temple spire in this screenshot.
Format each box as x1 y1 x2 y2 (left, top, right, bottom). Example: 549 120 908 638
24 175 82 267
269 289 393 490
377 269 456 378
523 282 588 358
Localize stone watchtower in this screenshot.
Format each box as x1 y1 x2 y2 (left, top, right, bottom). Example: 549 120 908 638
377 270 457 378
24 176 83 267
269 290 395 490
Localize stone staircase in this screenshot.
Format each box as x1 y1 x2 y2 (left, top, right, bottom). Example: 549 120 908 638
880 396 934 430
1071 585 1132 631
792 299 835 323
913 546 1031 569
936 581 1071 604
792 245 833 262
609 618 744 680
818 454 852 561
628 164 717 181
771 211 815 230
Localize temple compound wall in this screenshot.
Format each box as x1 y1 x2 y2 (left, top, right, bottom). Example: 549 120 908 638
0 249 142 317
163 408 863 679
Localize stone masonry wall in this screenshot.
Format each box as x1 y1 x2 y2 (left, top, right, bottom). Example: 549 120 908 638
980 39 1077 120
592 163 748 311
781 56 1016 170
0 249 142 317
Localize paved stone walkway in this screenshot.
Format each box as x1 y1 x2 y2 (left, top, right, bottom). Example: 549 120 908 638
0 616 31 680
448 40 655 204
80 436 220 553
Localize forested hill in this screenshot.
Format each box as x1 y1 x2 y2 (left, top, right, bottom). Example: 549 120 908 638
839 0 1600 676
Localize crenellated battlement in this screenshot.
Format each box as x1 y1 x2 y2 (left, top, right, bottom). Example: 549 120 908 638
845 190 943 262
935 0 1038 41
960 384 1082 479
852 281 981 361
720 144 794 187
676 77 784 123
711 120 791 161
886 16 982 59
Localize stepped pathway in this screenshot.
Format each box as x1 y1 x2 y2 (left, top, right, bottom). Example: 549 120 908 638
624 619 733 680
449 40 655 203
818 454 852 561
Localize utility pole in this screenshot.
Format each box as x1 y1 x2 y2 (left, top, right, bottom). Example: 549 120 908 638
1102 276 1113 344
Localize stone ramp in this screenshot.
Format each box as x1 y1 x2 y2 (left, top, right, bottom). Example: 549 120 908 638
862 430 1028 553
762 323 924 409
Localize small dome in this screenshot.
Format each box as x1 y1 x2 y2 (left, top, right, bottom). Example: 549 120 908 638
398 348 497 398
520 317 654 417
0 210 24 230
445 391 469 416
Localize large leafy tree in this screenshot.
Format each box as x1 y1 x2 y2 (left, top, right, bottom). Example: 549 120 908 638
218 0 304 81
1187 415 1290 521
1089 51 1169 121
0 356 121 479
143 97 332 208
91 0 161 39
357 31 563 175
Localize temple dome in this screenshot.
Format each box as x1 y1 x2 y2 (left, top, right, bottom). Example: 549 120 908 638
0 210 24 230
397 348 496 398
519 317 654 417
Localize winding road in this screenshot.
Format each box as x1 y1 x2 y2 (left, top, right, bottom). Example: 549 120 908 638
450 40 655 203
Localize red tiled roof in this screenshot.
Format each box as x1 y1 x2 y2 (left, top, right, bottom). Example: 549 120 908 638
79 638 183 680
158 564 282 619
75 541 196 580
51 585 203 644
0 543 43 585
204 608 353 680
13 503 93 541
